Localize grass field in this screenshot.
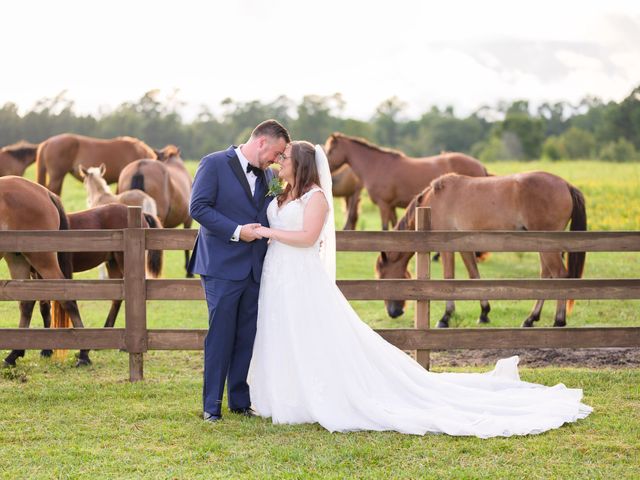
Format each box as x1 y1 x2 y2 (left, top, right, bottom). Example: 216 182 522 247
1 160 639 478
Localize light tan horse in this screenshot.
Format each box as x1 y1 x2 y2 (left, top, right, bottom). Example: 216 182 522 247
331 164 363 230
325 133 489 230
0 176 88 367
376 171 587 328
36 133 156 195
80 164 158 217
0 141 39 177
117 145 193 276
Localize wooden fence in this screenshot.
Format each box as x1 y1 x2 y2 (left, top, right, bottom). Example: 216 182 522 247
1 207 639 381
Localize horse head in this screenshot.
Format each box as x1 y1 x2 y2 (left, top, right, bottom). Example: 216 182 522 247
375 251 413 318
325 133 348 172
155 145 182 162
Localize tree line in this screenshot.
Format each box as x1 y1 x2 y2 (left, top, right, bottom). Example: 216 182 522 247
1 85 639 162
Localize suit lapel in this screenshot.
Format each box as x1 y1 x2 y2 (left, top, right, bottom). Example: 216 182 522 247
255 170 267 210
227 154 254 204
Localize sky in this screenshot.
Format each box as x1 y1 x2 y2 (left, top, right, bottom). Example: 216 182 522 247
2 0 639 121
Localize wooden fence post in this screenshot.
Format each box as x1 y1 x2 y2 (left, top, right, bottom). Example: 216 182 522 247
415 207 431 369
124 207 147 382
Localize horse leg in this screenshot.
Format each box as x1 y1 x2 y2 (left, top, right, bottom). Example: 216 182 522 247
46 173 65 196
378 202 393 231
522 256 550 327
344 189 361 230
460 251 491 324
437 252 456 328
104 258 123 328
3 254 35 366
26 252 91 366
39 300 53 357
543 252 570 327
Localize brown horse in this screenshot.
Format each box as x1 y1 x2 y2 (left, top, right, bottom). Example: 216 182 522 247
35 133 157 195
375 172 587 328
325 133 490 230
0 176 87 367
332 164 363 230
4 203 163 367
117 145 193 277
0 141 39 177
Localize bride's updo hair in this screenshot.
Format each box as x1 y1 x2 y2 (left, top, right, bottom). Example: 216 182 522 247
278 140 321 206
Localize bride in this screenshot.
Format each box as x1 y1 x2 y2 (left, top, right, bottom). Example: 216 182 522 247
250 141 591 438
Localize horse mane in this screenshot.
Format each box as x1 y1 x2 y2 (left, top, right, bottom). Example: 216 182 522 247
328 132 405 157
395 186 431 231
1 141 38 161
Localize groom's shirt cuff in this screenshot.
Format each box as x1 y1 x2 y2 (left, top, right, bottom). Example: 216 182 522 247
231 225 242 242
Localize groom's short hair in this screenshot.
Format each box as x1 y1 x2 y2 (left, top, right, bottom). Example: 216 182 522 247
251 119 291 143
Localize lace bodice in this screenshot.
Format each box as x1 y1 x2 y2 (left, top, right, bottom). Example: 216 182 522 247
266 187 324 247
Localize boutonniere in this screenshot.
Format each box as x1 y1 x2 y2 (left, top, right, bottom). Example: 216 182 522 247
266 177 285 197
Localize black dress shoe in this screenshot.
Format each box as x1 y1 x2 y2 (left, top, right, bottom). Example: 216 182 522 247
203 412 222 422
230 407 257 417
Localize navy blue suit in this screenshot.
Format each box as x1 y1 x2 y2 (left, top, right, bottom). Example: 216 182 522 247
188 146 273 416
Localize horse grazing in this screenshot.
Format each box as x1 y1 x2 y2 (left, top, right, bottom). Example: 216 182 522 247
5 203 163 367
0 141 39 177
80 164 158 217
375 171 587 328
332 164 363 230
325 133 489 230
117 145 193 277
0 176 88 367
35 133 156 195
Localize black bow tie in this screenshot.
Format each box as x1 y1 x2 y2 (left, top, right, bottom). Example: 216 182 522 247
246 163 262 176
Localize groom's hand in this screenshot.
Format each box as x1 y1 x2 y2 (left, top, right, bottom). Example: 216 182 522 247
240 223 263 242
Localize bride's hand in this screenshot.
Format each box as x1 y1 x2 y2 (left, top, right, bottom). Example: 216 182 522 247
255 226 273 238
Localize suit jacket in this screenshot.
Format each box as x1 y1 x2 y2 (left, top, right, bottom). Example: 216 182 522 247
187 146 274 282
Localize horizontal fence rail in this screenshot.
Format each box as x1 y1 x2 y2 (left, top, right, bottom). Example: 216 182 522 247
1 206 639 380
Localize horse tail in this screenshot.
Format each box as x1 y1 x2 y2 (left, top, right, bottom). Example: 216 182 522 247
130 172 145 192
48 191 73 330
143 213 164 278
566 184 587 314
36 141 48 187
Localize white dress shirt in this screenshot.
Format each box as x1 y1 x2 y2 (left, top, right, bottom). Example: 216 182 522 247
230 146 258 242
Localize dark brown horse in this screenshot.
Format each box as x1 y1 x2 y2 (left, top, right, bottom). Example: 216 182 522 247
332 164 363 230
4 203 163 367
325 133 489 230
0 141 39 177
376 172 587 328
117 145 193 276
0 176 87 367
36 133 157 195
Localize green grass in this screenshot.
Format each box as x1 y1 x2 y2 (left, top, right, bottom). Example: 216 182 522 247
1 160 639 478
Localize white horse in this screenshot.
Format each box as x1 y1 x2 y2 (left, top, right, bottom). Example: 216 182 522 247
80 164 158 216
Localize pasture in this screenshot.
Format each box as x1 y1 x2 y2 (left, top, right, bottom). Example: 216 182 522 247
1 160 639 478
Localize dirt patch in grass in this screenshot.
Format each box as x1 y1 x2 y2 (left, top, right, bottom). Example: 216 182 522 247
430 348 640 368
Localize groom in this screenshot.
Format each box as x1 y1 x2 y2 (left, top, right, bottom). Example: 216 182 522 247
188 119 290 422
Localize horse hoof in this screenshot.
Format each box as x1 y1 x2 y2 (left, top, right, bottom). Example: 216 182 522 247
553 321 567 327
3 359 16 368
75 358 92 367
40 350 53 358
477 316 490 324
522 319 534 327
436 320 449 329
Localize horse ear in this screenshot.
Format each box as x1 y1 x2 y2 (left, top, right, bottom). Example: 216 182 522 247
99 163 106 176
79 165 87 177
153 149 162 160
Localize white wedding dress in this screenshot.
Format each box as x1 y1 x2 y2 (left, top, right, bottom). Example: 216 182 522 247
248 188 592 438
